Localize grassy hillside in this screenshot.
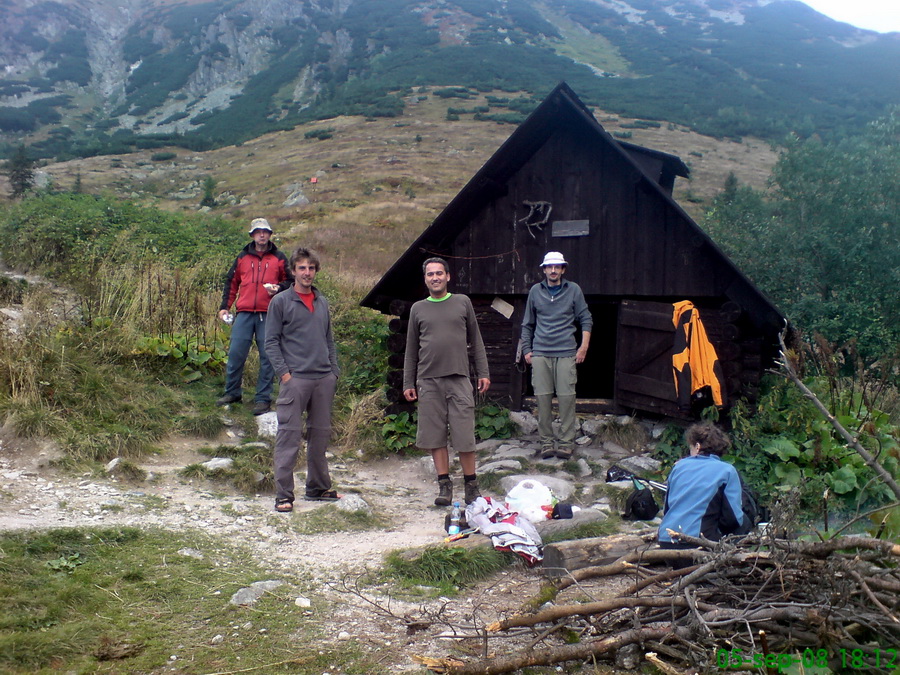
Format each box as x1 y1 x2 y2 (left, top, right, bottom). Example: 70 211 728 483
28 90 777 282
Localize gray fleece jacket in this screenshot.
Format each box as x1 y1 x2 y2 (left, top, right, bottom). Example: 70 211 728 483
520 280 593 358
264 286 339 379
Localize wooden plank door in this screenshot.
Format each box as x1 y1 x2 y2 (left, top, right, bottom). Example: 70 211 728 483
615 299 684 418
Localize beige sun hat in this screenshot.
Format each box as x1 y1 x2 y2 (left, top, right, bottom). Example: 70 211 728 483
249 217 273 233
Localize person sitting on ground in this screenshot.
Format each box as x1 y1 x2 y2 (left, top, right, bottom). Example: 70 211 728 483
658 421 745 550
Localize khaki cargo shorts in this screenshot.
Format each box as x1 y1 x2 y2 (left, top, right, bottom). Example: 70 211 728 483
415 374 476 454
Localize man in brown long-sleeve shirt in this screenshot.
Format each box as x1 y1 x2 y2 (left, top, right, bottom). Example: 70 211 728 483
403 258 491 506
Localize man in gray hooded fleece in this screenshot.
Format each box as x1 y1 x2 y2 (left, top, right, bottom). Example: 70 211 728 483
520 252 592 459
265 246 340 511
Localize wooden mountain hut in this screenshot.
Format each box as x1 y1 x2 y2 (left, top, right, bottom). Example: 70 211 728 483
361 82 785 419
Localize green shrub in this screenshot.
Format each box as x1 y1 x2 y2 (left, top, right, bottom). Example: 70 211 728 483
0 194 244 276
433 87 474 99
475 403 516 440
304 127 334 140
150 151 177 162
382 411 417 453
473 111 526 125
726 375 899 511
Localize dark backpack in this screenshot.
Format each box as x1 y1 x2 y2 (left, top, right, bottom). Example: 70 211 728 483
736 483 769 534
623 481 660 521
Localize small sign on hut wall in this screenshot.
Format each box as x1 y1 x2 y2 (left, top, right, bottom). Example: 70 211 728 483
552 220 590 237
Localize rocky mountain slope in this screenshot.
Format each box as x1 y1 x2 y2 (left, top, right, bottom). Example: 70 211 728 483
1 0 898 159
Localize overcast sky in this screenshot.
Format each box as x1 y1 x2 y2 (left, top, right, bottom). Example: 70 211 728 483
801 0 900 33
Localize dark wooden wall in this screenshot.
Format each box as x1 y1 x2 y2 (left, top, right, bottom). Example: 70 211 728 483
371 97 782 417
448 122 736 302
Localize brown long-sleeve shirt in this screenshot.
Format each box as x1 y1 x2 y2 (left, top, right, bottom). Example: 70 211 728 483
403 294 489 390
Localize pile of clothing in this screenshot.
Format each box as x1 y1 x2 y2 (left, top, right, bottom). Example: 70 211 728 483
465 497 543 565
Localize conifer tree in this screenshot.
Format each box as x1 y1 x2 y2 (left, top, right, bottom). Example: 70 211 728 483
5 145 34 198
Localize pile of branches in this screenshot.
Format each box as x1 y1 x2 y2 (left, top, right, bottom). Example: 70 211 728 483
441 532 900 675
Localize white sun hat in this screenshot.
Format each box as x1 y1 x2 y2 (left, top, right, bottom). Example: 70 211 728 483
539 251 567 267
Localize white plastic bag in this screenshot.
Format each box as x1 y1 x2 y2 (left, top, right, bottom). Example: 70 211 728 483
505 479 555 523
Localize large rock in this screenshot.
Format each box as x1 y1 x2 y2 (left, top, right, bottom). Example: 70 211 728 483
581 417 612 436
574 447 610 464
479 459 523 474
282 185 309 207
615 455 663 476
493 444 535 460
229 580 283 606
202 458 234 471
601 441 632 459
256 411 278 438
508 410 538 435
335 493 370 514
475 438 508 452
575 458 592 477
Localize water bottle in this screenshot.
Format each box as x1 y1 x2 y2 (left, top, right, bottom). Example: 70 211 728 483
448 502 461 536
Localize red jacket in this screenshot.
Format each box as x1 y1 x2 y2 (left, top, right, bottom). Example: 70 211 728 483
220 242 290 314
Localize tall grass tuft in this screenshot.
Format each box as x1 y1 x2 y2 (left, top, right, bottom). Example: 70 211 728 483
384 546 513 590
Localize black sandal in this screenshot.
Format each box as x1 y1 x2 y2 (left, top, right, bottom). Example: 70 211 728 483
304 489 340 502
274 498 293 512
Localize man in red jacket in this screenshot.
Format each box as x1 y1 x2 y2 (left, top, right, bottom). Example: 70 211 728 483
217 218 290 415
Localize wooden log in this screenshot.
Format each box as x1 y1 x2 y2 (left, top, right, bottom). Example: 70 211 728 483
721 360 742 377
722 323 740 340
385 402 415 416
388 318 407 334
740 370 761 385
721 301 743 323
742 353 762 370
717 341 741 360
741 338 763 354
386 369 404 389
384 387 403 403
389 299 412 317
541 533 649 578
387 353 405 369
740 384 760 400
386 333 406 353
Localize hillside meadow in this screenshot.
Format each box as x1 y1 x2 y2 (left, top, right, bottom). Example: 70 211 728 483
22 89 777 282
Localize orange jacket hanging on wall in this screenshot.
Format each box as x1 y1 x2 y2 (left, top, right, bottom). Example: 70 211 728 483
672 301 724 410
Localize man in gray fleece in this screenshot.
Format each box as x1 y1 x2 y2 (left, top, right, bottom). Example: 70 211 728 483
520 252 592 459
265 247 340 512
403 257 491 506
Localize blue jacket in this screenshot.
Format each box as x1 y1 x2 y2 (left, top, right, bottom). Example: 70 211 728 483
520 280 592 358
658 454 744 543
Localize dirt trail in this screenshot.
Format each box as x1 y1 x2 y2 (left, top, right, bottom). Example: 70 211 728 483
0 434 452 579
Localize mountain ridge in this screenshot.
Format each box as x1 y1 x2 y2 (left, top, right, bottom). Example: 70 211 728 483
1 0 897 159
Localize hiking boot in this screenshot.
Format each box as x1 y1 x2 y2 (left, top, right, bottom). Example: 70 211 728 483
464 480 482 505
252 401 271 416
555 446 573 460
540 445 556 460
434 478 453 507
216 394 242 406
